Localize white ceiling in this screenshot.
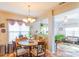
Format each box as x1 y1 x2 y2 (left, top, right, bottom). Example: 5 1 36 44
0 2 59 18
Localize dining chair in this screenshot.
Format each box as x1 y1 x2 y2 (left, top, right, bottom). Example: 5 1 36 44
0 45 6 56
31 42 46 57
4 43 15 57
16 38 21 48
13 40 29 57
22 36 28 40
7 43 14 54
16 47 29 57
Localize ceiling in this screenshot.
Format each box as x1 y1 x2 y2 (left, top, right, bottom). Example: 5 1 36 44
55 8 79 22
0 2 59 18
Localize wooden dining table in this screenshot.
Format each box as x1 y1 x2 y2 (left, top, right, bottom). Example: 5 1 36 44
18 40 38 56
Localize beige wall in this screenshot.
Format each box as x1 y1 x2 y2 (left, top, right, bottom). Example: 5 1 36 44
0 18 8 45
0 10 27 45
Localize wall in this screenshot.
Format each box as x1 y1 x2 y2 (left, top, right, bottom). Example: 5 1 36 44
0 10 27 45
0 18 8 45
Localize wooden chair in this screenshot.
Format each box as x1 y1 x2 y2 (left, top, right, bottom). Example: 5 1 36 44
16 47 29 57
14 40 29 57
4 43 15 57
31 42 46 57
0 45 6 56
12 41 16 52
7 44 14 54
16 38 21 48
22 36 28 40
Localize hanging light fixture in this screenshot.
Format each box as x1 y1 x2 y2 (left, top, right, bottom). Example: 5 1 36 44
23 18 28 23
23 5 36 23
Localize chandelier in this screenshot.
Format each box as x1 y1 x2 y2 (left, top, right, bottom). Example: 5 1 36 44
23 5 36 23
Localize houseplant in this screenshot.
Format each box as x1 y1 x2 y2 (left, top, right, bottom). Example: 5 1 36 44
55 34 65 43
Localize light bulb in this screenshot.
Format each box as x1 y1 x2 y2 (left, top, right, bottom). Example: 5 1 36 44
30 19 36 23
23 19 28 23
32 19 36 22
28 18 32 21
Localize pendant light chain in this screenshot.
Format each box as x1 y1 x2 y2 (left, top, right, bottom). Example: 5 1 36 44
23 4 36 23
28 5 31 17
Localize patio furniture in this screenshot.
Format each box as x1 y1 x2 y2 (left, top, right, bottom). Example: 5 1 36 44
18 40 38 57
31 42 46 57
0 45 6 56
7 44 14 54
12 40 29 57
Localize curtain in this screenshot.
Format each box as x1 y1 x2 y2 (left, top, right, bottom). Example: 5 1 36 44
8 20 30 43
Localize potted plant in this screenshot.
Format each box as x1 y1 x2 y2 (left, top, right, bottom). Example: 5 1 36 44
55 34 65 43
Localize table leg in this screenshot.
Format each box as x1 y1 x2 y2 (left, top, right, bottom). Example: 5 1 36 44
29 46 32 57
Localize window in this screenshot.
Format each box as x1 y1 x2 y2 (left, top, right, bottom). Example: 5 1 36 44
65 27 79 37
8 21 30 43
40 24 48 35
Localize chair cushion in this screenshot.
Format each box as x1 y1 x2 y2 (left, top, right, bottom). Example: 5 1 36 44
31 49 45 56
31 49 37 56
38 52 45 56
17 48 27 55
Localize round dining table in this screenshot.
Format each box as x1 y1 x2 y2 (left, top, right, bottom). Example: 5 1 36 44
18 40 38 56
18 40 37 46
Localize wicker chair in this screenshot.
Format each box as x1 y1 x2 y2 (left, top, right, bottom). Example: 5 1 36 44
14 40 29 57
0 45 6 56
31 42 46 57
